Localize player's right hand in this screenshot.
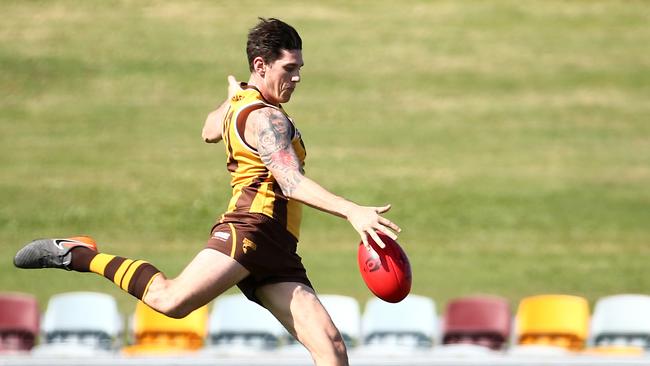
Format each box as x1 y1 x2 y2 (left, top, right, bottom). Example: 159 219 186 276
227 75 242 99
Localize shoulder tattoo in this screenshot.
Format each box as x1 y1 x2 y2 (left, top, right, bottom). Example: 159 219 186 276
256 108 303 195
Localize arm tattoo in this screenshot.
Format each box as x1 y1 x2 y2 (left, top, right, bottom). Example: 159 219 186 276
257 108 304 196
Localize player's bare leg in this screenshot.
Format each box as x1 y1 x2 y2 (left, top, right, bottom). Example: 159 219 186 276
15 237 249 319
144 248 249 318
257 282 348 366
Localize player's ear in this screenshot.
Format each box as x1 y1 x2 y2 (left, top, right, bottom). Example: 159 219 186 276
253 56 266 77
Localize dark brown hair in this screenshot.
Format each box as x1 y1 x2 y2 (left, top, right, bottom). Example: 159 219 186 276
246 18 302 72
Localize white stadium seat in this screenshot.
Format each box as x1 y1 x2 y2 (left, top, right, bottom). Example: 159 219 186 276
589 294 650 348
33 291 122 355
360 294 437 351
205 294 285 353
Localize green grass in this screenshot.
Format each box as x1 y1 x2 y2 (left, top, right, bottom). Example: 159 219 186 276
1 0 649 315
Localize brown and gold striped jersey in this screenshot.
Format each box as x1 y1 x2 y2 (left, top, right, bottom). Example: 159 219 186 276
219 85 306 240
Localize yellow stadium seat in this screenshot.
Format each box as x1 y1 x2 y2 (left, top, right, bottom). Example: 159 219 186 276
122 301 208 355
515 294 590 351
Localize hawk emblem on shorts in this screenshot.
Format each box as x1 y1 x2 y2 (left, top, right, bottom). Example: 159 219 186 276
242 238 257 254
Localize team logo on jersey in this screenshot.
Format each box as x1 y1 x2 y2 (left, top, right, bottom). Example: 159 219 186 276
212 231 230 242
242 238 257 254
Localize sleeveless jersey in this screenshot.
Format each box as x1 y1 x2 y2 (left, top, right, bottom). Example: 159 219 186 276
220 85 306 240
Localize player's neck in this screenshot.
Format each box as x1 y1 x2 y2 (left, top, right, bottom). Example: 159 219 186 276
248 75 279 106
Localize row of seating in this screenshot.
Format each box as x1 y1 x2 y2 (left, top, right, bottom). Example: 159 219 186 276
2 292 650 356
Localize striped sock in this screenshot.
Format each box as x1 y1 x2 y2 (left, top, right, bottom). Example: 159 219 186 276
69 248 160 300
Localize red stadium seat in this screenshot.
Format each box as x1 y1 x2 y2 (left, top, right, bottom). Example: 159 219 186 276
442 295 511 350
0 292 39 353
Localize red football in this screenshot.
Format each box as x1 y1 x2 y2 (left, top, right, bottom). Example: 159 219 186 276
357 231 412 303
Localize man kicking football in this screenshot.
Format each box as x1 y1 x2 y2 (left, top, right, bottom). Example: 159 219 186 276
14 17 400 366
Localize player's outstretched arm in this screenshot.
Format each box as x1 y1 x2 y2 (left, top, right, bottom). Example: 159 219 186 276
202 100 227 143
250 107 401 249
201 75 241 143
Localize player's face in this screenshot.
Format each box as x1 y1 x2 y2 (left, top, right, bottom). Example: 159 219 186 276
262 49 303 105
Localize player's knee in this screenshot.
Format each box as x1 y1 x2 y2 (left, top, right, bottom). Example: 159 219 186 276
151 298 194 319
313 328 348 365
144 283 193 318
163 304 193 319
331 332 348 361
156 294 195 319
315 344 348 365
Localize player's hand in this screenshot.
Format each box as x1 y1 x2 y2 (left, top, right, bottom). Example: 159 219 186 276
202 75 242 143
227 75 242 99
346 204 401 251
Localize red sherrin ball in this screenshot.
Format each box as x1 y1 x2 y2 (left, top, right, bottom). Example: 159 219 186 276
357 232 412 303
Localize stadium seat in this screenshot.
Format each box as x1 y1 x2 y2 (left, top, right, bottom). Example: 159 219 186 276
319 294 361 348
206 294 285 353
586 294 650 352
514 294 590 351
33 291 122 355
0 292 39 353
361 294 437 350
123 301 208 355
441 295 511 351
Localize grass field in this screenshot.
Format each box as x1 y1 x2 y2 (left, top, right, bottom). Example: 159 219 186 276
1 0 649 315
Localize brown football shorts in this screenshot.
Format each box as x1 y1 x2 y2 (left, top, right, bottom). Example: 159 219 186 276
206 212 313 305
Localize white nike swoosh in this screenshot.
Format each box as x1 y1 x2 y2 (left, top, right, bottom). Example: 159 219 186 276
54 239 78 250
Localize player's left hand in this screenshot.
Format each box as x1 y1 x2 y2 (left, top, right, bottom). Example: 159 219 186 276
346 204 401 250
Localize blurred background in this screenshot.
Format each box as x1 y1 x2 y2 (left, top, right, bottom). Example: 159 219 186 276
1 0 649 344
